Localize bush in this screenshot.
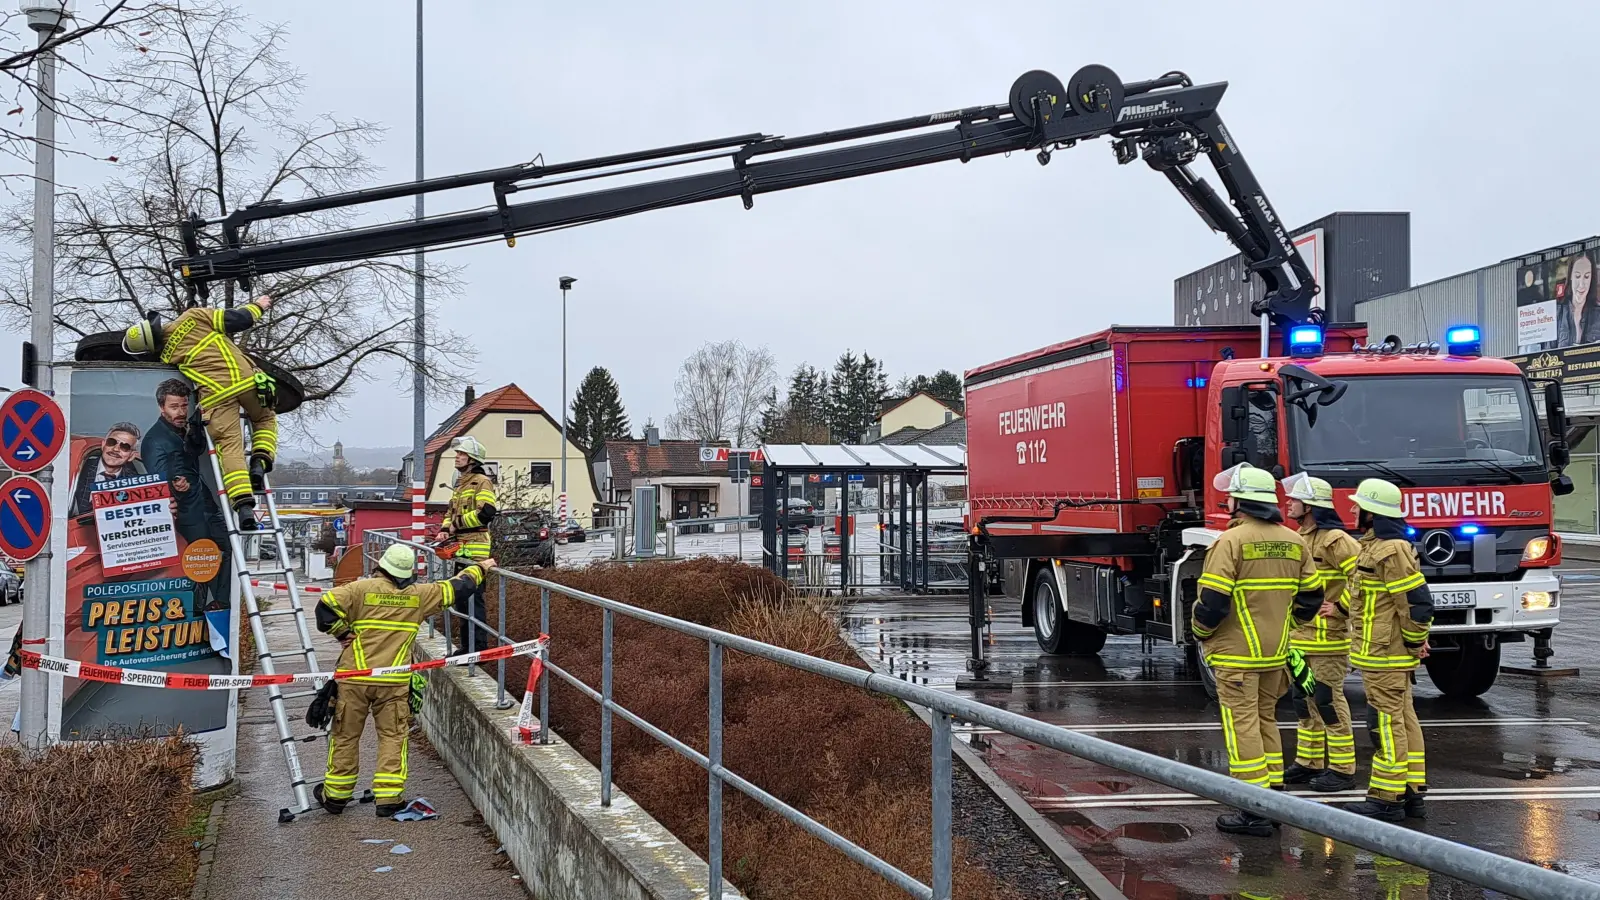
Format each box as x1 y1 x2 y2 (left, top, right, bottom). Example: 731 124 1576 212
489 559 1020 900
0 735 201 899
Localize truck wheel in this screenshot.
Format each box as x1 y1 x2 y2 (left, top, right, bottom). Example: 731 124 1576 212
1064 622 1107 655
1185 643 1218 700
1031 569 1069 654
1424 638 1501 699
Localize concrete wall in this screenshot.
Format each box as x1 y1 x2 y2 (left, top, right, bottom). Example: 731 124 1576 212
415 631 743 900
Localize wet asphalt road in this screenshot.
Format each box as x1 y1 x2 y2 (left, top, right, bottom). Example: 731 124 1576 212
842 562 1600 900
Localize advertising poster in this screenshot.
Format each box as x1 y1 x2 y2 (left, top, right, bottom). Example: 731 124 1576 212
1516 250 1599 354
60 365 237 740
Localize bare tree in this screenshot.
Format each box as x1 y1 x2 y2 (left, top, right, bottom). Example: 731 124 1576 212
730 343 776 446
0 1 469 428
666 340 739 442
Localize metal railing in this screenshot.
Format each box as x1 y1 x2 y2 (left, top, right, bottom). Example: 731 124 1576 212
360 529 1600 900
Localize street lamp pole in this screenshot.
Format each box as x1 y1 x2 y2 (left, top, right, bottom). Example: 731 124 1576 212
19 0 71 751
558 276 575 523
410 0 426 560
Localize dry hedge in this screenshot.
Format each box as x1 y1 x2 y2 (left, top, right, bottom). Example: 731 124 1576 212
488 558 1022 900
0 735 201 900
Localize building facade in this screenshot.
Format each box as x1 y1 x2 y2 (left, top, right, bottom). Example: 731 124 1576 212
875 392 961 442
596 434 736 527
1174 211 1412 327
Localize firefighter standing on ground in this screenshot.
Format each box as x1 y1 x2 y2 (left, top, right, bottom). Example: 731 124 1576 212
1192 463 1323 837
1346 477 1435 821
313 543 497 816
437 436 498 658
1280 472 1362 793
121 295 279 530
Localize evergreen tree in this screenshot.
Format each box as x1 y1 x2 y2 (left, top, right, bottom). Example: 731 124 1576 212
569 366 632 459
927 369 965 410
828 351 887 442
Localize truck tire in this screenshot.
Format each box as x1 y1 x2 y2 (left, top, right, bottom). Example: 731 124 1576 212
1424 638 1501 699
1031 568 1068 654
1185 642 1219 700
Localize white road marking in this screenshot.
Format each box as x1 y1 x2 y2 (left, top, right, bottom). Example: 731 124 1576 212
1033 784 1600 810
953 717 1589 736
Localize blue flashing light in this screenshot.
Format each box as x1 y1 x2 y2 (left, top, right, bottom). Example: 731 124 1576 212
1288 325 1324 357
1459 524 1481 536
1445 324 1483 356
1186 376 1208 389
1405 527 1417 537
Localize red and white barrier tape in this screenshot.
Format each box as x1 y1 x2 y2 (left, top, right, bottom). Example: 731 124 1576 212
16 635 547 691
515 654 548 742
248 579 325 593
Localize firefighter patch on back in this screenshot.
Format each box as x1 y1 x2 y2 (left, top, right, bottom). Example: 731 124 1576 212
1241 541 1303 561
366 593 421 609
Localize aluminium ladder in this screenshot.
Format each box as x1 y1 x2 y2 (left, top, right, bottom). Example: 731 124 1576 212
202 409 327 823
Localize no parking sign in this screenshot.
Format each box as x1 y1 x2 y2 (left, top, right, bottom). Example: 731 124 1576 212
0 475 50 561
0 388 64 474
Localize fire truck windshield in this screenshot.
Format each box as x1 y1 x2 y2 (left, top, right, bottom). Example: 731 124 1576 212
1288 374 1545 476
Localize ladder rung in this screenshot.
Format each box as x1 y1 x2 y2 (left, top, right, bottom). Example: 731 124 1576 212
258 648 316 660
278 689 321 701
251 607 302 619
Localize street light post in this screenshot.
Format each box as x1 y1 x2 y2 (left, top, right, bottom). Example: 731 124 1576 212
18 0 71 751
558 276 575 524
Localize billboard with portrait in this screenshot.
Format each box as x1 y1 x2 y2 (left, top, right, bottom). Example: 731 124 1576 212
54 363 237 741
1515 250 1599 353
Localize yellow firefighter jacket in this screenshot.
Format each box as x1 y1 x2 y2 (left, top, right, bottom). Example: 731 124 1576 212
317 565 483 684
1192 516 1322 671
447 469 497 560
158 299 266 409
1349 529 1433 672
1289 522 1361 656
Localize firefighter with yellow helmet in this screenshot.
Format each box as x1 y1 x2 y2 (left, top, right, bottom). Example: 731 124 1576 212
121 295 278 529
313 543 496 816
1193 462 1323 836
1346 477 1434 821
1280 472 1362 793
438 435 499 658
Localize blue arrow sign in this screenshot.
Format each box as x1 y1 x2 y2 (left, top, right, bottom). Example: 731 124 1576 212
0 475 50 561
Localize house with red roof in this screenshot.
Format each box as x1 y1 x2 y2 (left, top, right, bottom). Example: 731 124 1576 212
400 384 600 524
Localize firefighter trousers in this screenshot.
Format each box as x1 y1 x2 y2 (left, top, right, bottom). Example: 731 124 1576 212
202 390 276 505
1213 667 1289 788
1293 654 1356 775
323 682 411 802
1360 667 1425 802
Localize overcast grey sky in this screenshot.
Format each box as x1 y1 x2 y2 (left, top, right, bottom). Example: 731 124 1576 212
9 1 1600 456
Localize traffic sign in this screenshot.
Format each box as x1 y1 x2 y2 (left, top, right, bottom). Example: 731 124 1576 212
0 475 50 561
0 388 64 474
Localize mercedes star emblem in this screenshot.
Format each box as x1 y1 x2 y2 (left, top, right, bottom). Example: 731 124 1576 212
1421 530 1456 566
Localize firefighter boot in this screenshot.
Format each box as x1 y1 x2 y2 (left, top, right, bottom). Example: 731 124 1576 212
249 454 268 492
375 800 406 818
314 784 347 815
1282 763 1325 785
1404 785 1428 820
1345 797 1406 822
1215 810 1275 838
1310 769 1357 793
233 497 259 532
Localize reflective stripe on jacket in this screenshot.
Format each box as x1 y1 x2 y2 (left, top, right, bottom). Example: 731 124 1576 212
1350 533 1431 671
1192 517 1321 670
158 301 264 408
319 569 478 684
448 470 497 559
1289 524 1361 655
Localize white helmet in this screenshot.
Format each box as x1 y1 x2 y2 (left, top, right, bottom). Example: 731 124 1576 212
1212 462 1280 504
450 435 488 463
1281 472 1336 509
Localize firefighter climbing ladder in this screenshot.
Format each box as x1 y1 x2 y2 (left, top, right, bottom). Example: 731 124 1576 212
203 408 326 823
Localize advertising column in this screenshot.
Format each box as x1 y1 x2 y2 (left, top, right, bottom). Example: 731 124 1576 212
50 363 238 788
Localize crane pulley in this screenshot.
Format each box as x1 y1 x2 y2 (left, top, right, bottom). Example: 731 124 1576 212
171 64 1320 327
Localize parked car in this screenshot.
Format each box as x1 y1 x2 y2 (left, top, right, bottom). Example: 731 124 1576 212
557 517 587 544
492 509 557 569
0 570 20 605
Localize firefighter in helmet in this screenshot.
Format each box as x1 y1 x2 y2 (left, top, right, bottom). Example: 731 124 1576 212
1280 472 1362 793
314 543 496 816
438 435 498 658
122 295 278 529
1193 462 1323 837
1346 477 1434 821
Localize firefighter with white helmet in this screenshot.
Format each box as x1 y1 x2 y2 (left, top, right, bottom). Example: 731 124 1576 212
438 435 499 658
1194 462 1324 836
1345 477 1434 821
313 543 496 816
1279 472 1362 792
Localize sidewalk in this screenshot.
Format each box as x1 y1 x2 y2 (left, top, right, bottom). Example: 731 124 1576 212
199 581 528 899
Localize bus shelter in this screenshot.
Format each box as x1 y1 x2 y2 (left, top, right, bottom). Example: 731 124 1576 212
759 443 965 594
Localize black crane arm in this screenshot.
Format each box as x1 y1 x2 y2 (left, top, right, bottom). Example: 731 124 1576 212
171 64 1320 325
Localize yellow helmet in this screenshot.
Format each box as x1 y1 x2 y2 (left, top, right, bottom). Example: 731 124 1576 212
1281 472 1336 509
1212 462 1280 504
122 320 158 355
1351 478 1405 518
377 543 416 579
450 435 489 463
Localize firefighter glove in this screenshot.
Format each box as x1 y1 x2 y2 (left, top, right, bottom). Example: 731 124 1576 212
253 371 277 410
307 678 338 730
409 671 427 716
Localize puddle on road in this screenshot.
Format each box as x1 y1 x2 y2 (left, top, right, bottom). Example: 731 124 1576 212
1065 779 1134 795
1043 810 1193 845
1474 752 1600 780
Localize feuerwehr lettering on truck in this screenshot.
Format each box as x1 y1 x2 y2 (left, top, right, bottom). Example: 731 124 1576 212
999 401 1066 465
1402 488 1508 519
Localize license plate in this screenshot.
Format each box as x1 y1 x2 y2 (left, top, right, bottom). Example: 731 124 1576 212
507 533 528 540
1434 590 1476 609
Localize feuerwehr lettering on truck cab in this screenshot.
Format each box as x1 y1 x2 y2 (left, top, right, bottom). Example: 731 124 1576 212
1402 488 1507 519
